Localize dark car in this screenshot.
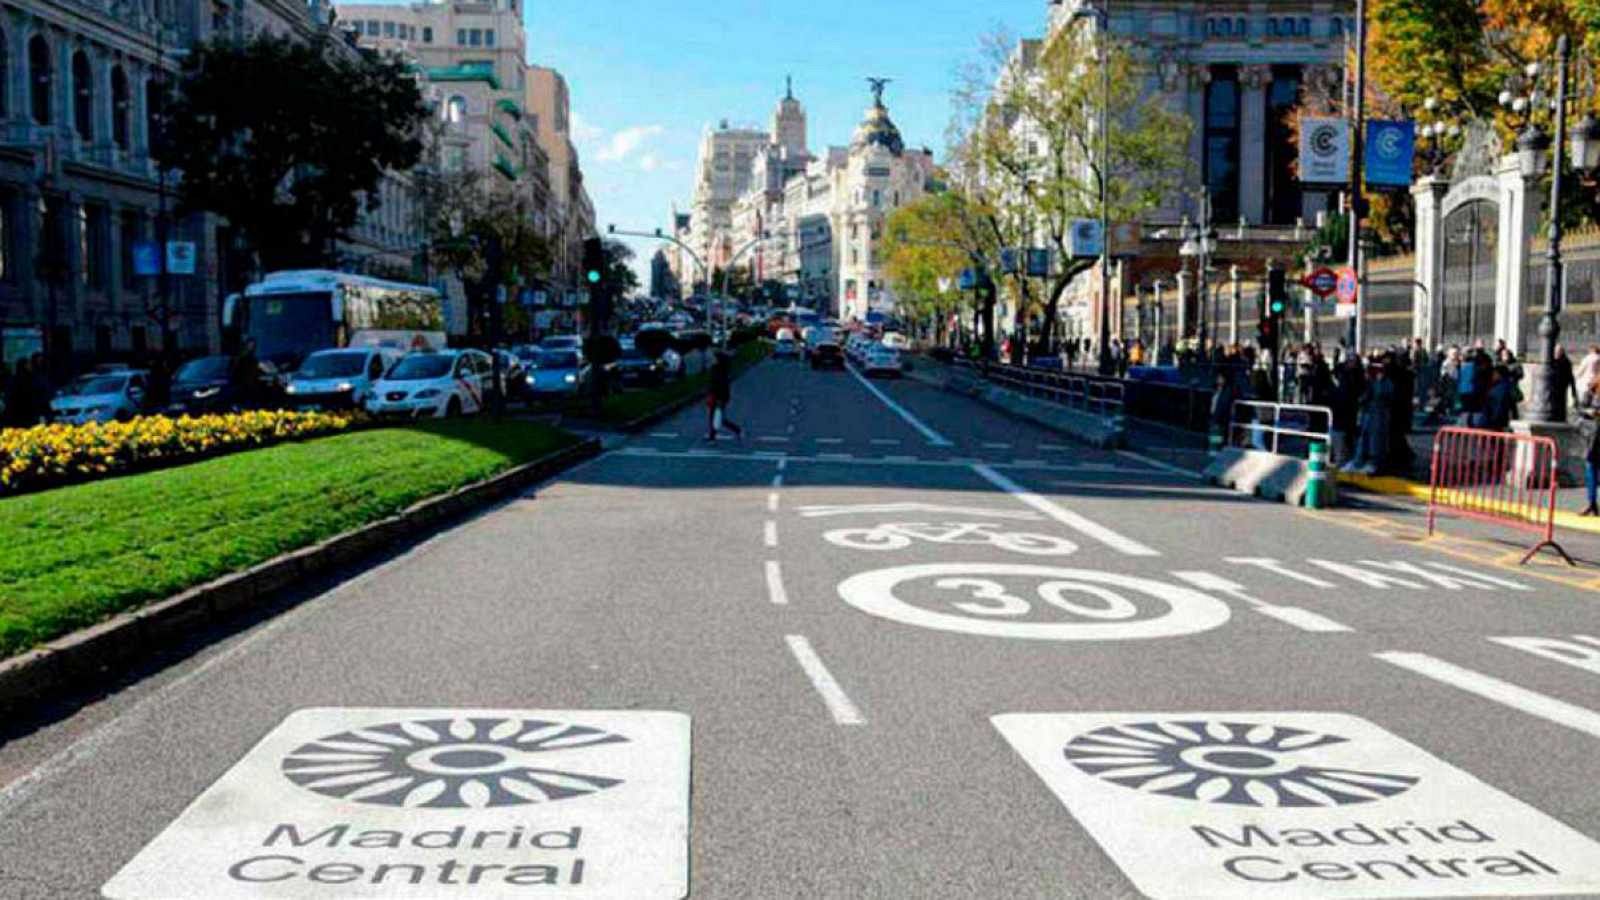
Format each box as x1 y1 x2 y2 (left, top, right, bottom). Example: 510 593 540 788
810 342 845 370
610 347 665 387
168 355 286 414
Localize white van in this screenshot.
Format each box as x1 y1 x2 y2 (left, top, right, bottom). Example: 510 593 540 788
285 346 405 411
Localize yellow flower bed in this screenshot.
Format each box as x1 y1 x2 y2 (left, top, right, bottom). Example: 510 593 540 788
0 410 357 493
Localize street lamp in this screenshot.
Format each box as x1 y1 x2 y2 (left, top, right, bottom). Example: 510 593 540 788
1072 0 1113 376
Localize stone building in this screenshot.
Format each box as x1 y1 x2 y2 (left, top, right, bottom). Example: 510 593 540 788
685 120 768 273
526 64 596 301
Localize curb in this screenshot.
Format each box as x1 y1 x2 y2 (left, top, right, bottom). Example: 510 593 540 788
0 437 602 715
1337 471 1600 536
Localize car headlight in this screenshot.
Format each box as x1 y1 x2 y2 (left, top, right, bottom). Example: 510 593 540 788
526 374 537 385
193 385 223 399
334 382 354 393
283 384 299 395
414 388 442 399
564 373 577 384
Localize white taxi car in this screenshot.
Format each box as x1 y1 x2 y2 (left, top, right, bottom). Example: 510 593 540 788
366 350 491 419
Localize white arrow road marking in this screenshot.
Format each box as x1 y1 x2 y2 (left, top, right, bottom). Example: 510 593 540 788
1170 571 1353 633
846 365 953 447
1376 652 1600 739
973 464 1159 557
785 636 865 726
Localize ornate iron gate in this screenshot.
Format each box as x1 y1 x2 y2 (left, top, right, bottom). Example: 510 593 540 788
1439 199 1499 349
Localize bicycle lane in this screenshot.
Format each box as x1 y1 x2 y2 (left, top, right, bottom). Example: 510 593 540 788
767 390 1600 895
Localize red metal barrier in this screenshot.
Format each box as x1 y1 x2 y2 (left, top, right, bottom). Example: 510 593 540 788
1426 427 1572 565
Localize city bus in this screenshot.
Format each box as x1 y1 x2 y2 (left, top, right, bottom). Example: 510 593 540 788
223 270 460 368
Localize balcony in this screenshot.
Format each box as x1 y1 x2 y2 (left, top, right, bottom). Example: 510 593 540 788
490 121 516 150
492 154 519 181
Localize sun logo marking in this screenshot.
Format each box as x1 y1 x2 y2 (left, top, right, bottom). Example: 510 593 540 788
281 717 628 809
1062 720 1419 807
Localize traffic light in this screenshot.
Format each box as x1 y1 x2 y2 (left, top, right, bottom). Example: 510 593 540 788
1267 266 1289 317
582 237 605 286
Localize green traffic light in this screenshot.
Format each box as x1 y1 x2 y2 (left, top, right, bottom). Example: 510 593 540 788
1270 301 1285 315
586 270 601 284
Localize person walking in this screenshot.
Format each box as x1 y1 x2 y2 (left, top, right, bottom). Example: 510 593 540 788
1579 376 1600 516
1549 344 1577 422
705 348 743 442
1577 345 1600 407
4 358 30 427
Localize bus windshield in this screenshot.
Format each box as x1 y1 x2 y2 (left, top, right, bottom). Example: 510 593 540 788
241 293 336 366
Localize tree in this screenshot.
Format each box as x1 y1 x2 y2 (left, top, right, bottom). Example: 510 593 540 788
417 168 552 336
157 33 426 272
603 240 640 296
951 28 1191 354
882 192 973 346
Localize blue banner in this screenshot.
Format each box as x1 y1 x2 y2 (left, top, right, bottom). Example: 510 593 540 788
132 240 161 276
1365 120 1416 189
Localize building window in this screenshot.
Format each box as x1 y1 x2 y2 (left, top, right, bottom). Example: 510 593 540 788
72 51 93 140
468 29 482 46
1266 19 1278 36
82 205 110 290
119 211 142 289
1236 17 1246 36
1264 65 1304 225
1331 18 1344 37
1203 65 1241 223
1299 18 1311 36
30 36 53 126
0 193 11 283
446 95 466 123
145 77 163 151
1217 18 1231 36
485 29 495 47
111 66 130 149
383 21 395 37
457 28 466 45
0 31 8 119
423 26 433 43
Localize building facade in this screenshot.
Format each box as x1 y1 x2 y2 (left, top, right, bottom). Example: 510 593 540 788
526 64 595 300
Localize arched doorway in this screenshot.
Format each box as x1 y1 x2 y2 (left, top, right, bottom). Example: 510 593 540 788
1439 198 1499 349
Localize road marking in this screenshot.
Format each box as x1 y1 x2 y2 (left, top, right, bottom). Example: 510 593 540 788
973 464 1159 557
1039 444 1071 452
983 442 1013 450
784 636 865 726
1116 450 1203 478
757 435 790 442
883 454 919 463
815 438 844 445
1170 571 1353 633
102 709 692 899
819 453 854 460
838 565 1229 641
845 364 953 447
765 561 790 605
688 448 718 455
1012 458 1046 466
767 492 780 512
950 457 981 464
1376 652 1600 739
626 446 660 455
870 438 901 446
763 520 778 548
776 457 788 472
770 474 784 489
798 502 1043 521
610 449 1191 475
993 711 1600 900
1491 636 1600 675
649 432 679 439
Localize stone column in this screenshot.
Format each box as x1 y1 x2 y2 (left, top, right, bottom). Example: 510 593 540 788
1176 269 1191 341
1494 153 1536 354
1228 264 1241 344
1238 66 1271 226
1411 174 1448 347
1153 280 1165 347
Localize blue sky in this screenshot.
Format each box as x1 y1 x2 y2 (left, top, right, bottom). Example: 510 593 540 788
521 0 1045 283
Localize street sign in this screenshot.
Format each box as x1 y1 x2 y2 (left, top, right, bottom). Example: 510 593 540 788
1298 117 1350 184
165 241 196 276
1026 248 1050 278
1366 119 1417 189
1068 220 1105 259
102 708 692 899
1302 267 1339 298
132 240 161 277
1336 268 1359 319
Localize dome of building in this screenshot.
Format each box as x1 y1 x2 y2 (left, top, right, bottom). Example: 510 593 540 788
852 96 905 157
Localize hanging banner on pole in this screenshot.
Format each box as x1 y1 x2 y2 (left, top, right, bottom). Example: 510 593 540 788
1068 220 1104 259
1298 117 1350 185
1365 120 1416 189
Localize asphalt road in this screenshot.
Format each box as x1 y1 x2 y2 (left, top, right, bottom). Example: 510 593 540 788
3 356 1600 899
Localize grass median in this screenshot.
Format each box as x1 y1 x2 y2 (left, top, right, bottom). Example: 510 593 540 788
0 419 578 660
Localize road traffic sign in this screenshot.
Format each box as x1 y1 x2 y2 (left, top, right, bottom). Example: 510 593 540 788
1302 267 1339 299
1335 268 1359 305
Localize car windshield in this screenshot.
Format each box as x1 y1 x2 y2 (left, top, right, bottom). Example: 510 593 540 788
386 355 453 380
174 357 230 383
65 376 127 396
532 352 580 369
620 348 647 361
296 353 367 379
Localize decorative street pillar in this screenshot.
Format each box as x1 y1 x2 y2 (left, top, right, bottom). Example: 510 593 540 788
1176 270 1191 343
1410 174 1449 347
1228 264 1241 345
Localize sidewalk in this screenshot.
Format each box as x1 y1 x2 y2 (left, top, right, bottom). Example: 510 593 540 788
1339 469 1600 537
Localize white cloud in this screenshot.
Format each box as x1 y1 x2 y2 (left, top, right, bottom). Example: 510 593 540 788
569 112 603 146
639 153 660 172
597 124 664 162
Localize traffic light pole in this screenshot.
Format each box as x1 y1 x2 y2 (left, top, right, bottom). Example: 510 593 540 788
1346 0 1368 354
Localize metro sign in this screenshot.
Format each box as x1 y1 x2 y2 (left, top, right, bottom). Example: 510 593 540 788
1301 267 1339 299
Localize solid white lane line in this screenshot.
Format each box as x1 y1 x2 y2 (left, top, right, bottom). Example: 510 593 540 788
758 436 790 443
649 432 679 439
767 492 780 512
983 442 1013 450
884 455 919 463
819 453 854 461
815 438 845 445
1376 652 1600 739
870 438 901 446
973 464 1160 557
1013 459 1046 467
764 520 778 547
1039 444 1070 452
1116 450 1203 479
785 635 865 726
846 364 953 447
765 561 790 605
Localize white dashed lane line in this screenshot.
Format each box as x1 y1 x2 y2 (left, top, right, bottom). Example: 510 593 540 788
1170 571 1353 633
785 635 866 726
764 561 790 606
763 520 779 548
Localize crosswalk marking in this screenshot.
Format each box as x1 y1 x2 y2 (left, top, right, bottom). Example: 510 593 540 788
1376 651 1600 739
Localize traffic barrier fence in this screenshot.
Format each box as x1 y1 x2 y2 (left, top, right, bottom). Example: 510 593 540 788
1426 426 1572 565
1228 401 1333 459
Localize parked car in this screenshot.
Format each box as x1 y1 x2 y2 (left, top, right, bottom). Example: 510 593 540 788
366 350 492 419
774 328 800 358
166 355 287 414
861 344 903 378
810 341 846 371
539 334 585 358
882 331 911 351
610 346 667 387
51 371 150 424
524 349 591 399
284 347 401 411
